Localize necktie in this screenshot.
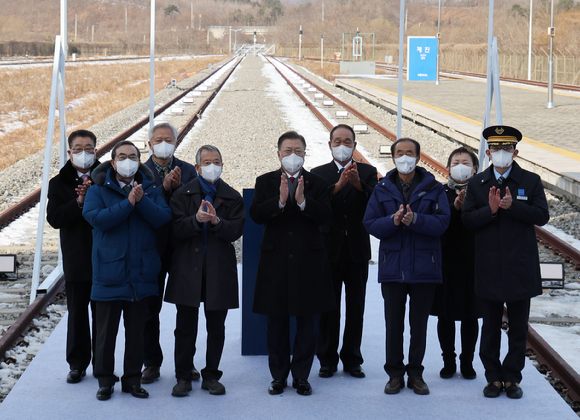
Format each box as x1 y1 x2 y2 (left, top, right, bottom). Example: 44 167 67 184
498 176 505 185
402 183 410 204
80 174 90 184
339 168 345 174
122 184 132 196
160 166 170 182
289 176 295 183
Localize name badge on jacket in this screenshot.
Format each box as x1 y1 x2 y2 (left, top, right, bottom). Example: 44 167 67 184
517 189 528 201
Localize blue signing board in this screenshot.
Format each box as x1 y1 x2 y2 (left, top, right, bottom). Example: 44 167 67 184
407 36 438 81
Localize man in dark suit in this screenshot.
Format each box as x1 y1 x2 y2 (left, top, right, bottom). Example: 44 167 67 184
311 124 377 379
47 129 100 384
462 125 549 399
141 123 198 384
250 131 334 396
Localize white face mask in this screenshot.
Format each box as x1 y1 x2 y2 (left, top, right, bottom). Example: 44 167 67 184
152 141 175 160
71 151 95 169
115 159 139 178
490 150 514 169
201 164 222 183
394 155 417 175
449 164 474 183
281 153 304 174
332 145 353 162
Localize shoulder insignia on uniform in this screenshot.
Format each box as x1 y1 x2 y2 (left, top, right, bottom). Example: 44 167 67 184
495 127 504 135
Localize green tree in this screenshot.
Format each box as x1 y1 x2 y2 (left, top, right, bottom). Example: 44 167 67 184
164 5 180 19
510 3 528 18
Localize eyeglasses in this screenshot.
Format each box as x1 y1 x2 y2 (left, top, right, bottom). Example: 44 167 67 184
281 148 305 157
116 153 139 161
71 147 95 153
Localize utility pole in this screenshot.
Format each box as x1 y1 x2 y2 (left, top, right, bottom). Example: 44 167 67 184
75 14 77 42
299 25 302 61
435 0 441 85
321 35 324 68
191 3 193 30
546 0 555 108
528 0 533 80
92 25 94 42
60 0 68 57
125 7 128 35
199 14 201 30
229 26 232 53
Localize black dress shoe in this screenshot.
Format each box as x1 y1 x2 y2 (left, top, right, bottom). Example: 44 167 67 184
96 386 114 401
292 379 312 396
201 379 226 395
192 366 201 381
141 366 160 384
344 365 365 378
384 376 405 394
172 379 192 397
483 381 503 398
407 376 430 395
319 366 337 378
268 379 287 395
67 369 86 384
122 385 149 398
504 382 523 399
460 362 476 380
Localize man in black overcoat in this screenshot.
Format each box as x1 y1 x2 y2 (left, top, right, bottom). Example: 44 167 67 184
311 124 377 379
250 131 334 396
47 129 100 384
462 125 550 399
141 122 198 384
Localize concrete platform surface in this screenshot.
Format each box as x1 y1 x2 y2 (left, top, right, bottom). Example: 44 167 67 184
0 265 576 420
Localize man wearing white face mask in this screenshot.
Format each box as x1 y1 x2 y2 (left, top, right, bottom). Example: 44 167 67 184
462 126 549 399
83 141 172 401
251 131 334 396
311 124 378 379
142 123 198 385
48 130 100 385
363 138 450 396
165 145 245 397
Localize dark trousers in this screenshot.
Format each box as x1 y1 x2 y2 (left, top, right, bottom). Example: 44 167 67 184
143 250 170 368
480 298 530 384
65 281 96 371
317 245 368 368
381 282 436 377
436 317 479 363
174 304 228 381
93 299 147 388
267 314 317 380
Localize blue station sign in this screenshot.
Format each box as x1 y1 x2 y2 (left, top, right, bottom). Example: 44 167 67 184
407 36 438 81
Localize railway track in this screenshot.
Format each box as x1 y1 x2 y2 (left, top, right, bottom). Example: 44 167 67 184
1 52 579 412
0 55 242 362
271 55 580 412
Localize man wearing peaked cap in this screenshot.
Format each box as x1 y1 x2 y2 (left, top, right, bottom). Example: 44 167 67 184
462 125 549 400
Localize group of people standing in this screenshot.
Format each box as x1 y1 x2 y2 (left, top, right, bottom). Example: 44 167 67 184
47 121 548 401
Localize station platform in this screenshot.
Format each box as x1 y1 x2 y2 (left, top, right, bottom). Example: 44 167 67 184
0 265 575 420
335 76 580 203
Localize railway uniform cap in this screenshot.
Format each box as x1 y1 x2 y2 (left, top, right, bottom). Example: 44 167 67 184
482 125 522 146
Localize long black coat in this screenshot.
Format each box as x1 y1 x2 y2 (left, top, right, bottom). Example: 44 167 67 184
143 156 198 257
462 162 550 302
311 161 378 263
250 169 334 317
431 185 481 320
164 178 245 311
47 159 100 283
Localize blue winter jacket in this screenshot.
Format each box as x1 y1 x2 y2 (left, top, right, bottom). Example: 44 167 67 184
83 163 172 301
363 167 450 284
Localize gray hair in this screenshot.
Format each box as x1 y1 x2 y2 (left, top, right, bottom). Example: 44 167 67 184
149 122 178 142
196 145 223 165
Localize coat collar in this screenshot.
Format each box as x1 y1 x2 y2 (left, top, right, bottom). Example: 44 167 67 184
60 159 101 184
481 161 523 185
92 161 155 186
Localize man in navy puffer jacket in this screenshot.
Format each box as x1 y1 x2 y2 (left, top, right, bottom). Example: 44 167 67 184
363 138 450 396
83 141 172 401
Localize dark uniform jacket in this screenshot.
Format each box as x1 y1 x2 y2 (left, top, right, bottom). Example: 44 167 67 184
143 156 198 257
462 162 550 302
431 185 481 320
47 159 100 283
164 178 245 311
250 169 334 317
311 161 378 264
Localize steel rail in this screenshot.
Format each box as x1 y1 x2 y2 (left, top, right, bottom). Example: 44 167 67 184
280 55 580 411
